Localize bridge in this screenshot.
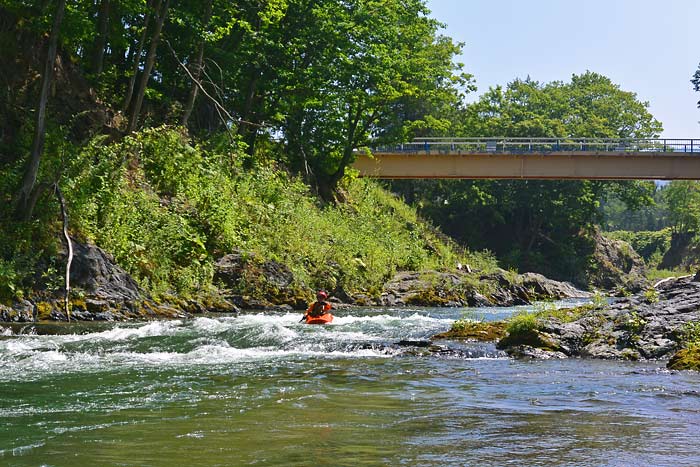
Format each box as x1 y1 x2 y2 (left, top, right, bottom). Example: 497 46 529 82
353 138 700 180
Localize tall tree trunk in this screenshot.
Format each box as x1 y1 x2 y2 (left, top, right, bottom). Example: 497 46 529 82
238 69 260 156
92 0 110 76
15 0 66 221
122 0 152 113
321 105 363 201
181 0 212 127
127 0 170 132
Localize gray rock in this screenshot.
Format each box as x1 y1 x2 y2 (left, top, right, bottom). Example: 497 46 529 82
506 345 568 359
498 275 700 361
69 241 142 301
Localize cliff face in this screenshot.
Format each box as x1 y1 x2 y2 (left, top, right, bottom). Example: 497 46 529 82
659 232 700 272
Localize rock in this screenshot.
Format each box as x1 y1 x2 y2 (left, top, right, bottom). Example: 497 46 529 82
433 321 507 341
659 232 699 271
495 275 700 362
69 241 142 302
506 345 568 359
668 347 700 371
588 229 648 293
214 251 309 308
0 302 34 322
519 272 591 299
366 268 591 308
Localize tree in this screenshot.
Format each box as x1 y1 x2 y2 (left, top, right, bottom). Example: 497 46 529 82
278 0 466 200
396 72 662 281
665 181 700 234
127 0 170 132
14 0 66 221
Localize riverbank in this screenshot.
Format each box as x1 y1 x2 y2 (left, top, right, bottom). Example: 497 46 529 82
435 271 700 370
0 238 590 323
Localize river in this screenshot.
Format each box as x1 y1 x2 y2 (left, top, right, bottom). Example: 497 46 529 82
2 304 700 467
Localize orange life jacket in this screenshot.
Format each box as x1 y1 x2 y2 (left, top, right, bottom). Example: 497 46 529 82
307 301 331 317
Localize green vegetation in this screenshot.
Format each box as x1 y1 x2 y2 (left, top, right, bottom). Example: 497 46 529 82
643 288 660 304
605 229 672 267
1 127 493 301
391 73 660 284
1 0 486 304
668 321 700 371
505 311 540 336
1 0 697 308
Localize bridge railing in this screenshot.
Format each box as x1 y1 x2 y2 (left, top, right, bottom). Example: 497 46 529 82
372 138 700 154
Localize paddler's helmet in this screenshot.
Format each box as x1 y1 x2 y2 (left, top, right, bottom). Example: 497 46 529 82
316 290 328 300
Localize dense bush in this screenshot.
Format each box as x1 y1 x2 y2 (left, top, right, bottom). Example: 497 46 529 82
2 127 496 301
605 228 672 266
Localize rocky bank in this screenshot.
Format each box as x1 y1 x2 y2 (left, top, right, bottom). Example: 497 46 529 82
444 272 700 369
0 243 589 323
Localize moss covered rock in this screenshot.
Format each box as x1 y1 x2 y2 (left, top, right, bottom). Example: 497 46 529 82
667 346 700 371
433 321 507 341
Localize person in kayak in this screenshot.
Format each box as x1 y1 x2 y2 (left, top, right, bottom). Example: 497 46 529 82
304 290 331 319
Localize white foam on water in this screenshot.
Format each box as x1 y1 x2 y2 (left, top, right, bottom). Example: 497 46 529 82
90 320 184 341
0 441 46 458
331 312 447 326
0 312 443 381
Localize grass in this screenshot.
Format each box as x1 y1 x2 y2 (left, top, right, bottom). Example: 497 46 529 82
1 126 497 302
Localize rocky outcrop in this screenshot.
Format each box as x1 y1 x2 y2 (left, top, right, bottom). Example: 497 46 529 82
659 232 700 271
354 268 590 308
496 275 700 362
214 251 310 310
588 230 647 293
1 241 238 322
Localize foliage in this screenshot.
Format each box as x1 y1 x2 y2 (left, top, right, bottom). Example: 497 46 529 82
600 185 670 232
664 181 700 235
38 127 490 298
605 228 672 266
693 63 700 108
681 321 700 348
643 287 659 304
390 72 661 283
622 310 647 335
506 311 539 335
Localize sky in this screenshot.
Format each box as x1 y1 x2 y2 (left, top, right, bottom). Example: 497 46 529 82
426 0 700 138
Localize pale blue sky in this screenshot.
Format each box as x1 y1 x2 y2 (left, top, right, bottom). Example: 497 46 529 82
426 0 700 137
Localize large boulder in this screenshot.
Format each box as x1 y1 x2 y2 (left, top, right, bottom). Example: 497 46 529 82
362 268 590 308
69 241 142 302
588 230 647 293
214 251 309 309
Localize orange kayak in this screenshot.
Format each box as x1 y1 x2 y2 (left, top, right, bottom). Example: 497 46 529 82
305 313 333 325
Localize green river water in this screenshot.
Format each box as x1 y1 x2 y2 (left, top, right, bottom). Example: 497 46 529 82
2 304 700 466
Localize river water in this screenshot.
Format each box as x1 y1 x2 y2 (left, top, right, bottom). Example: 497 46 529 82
2 304 700 467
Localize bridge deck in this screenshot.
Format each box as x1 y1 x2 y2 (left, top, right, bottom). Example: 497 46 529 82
353 138 700 180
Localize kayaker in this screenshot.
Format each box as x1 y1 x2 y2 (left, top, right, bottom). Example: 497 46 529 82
304 290 331 319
